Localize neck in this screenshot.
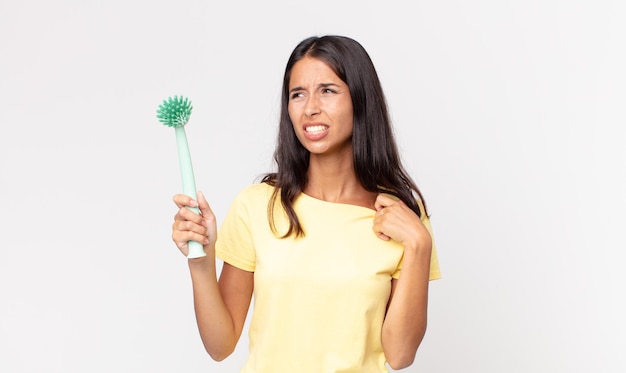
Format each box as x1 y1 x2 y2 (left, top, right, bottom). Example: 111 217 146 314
304 153 375 207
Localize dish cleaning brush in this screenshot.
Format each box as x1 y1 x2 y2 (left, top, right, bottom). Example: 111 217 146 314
157 95 205 258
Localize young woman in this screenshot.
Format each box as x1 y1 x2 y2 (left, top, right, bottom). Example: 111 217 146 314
171 35 441 372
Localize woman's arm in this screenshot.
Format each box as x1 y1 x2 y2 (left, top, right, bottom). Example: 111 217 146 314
172 193 254 361
188 259 253 361
372 194 433 370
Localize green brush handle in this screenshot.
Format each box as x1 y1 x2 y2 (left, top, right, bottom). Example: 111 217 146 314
175 126 206 258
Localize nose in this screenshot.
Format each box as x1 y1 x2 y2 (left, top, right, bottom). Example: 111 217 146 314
304 96 320 117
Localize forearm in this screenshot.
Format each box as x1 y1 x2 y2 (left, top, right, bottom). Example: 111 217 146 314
188 254 238 361
381 245 431 369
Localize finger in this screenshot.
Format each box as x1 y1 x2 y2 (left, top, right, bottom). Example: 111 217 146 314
175 205 204 225
174 219 207 236
197 191 216 221
372 220 391 241
173 194 198 209
172 221 209 245
374 193 396 211
172 231 209 250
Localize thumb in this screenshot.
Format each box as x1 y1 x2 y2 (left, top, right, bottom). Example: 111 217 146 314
374 193 394 211
197 191 218 245
197 191 215 218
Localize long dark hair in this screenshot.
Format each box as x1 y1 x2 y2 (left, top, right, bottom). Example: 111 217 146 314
262 35 428 238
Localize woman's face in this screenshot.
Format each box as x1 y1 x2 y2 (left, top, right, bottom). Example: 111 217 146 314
288 56 354 157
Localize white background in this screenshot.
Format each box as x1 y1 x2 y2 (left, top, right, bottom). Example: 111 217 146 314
1 0 625 372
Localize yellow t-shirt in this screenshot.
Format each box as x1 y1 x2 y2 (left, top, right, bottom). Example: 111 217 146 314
216 183 441 373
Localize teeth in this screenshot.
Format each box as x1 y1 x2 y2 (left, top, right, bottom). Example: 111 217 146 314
305 125 327 134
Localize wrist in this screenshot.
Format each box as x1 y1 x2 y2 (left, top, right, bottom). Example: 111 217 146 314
187 252 215 270
403 236 432 256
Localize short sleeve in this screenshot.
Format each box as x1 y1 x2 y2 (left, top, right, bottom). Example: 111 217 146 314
391 201 441 280
215 190 256 272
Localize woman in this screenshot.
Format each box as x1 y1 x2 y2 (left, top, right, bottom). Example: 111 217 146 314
172 35 441 372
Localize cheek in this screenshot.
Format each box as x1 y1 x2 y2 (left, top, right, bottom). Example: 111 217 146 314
335 99 354 126
339 108 354 130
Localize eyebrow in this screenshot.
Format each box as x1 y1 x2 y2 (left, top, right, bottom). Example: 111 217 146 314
289 82 341 94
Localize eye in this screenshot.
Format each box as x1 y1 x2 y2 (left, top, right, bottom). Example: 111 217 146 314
322 88 337 94
290 91 305 100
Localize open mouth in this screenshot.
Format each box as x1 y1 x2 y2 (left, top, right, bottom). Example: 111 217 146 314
305 125 328 134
